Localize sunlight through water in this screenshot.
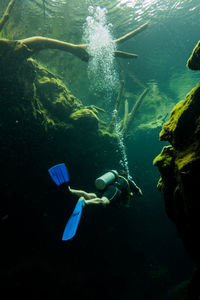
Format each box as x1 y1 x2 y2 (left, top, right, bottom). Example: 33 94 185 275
115 0 198 22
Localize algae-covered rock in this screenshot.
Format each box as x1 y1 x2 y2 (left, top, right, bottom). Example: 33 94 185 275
70 108 99 131
153 82 200 299
187 40 200 71
154 83 200 264
160 83 200 148
153 146 178 221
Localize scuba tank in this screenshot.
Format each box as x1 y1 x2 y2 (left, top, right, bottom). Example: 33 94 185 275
95 170 118 190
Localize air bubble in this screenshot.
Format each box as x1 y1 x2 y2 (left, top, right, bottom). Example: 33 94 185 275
83 6 119 97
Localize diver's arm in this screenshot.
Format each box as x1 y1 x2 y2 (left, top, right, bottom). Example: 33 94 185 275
133 183 143 196
129 179 143 196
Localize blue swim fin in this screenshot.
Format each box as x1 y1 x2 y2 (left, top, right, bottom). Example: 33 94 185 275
48 163 84 241
48 163 69 186
62 198 84 241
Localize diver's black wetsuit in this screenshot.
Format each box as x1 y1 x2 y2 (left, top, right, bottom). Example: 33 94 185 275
98 176 132 207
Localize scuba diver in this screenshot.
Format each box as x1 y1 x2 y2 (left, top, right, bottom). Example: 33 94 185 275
69 169 143 207
48 164 142 241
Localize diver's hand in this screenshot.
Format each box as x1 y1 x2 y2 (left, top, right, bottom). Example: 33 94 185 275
136 187 143 197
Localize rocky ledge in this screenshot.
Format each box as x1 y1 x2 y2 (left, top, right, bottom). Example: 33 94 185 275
153 83 200 299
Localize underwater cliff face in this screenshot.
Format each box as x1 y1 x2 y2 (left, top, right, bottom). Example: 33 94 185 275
154 83 200 299
154 83 200 261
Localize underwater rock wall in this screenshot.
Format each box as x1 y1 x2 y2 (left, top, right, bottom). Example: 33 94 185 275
153 83 200 297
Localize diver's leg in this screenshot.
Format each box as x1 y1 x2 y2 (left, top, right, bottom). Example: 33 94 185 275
85 196 110 206
69 187 97 200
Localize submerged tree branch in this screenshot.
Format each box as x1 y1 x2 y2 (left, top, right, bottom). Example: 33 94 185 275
0 0 16 32
18 36 90 61
114 22 148 45
108 80 125 132
0 0 148 61
122 87 149 136
17 36 142 62
15 23 148 62
114 80 125 112
123 99 129 131
114 51 138 59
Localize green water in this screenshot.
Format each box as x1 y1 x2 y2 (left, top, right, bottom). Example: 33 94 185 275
0 0 199 298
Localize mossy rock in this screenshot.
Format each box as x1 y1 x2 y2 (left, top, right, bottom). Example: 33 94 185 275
154 81 200 264
70 108 99 131
153 146 175 171
160 83 200 148
35 61 81 122
187 40 200 70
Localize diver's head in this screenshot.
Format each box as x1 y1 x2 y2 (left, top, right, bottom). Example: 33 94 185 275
118 169 128 178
